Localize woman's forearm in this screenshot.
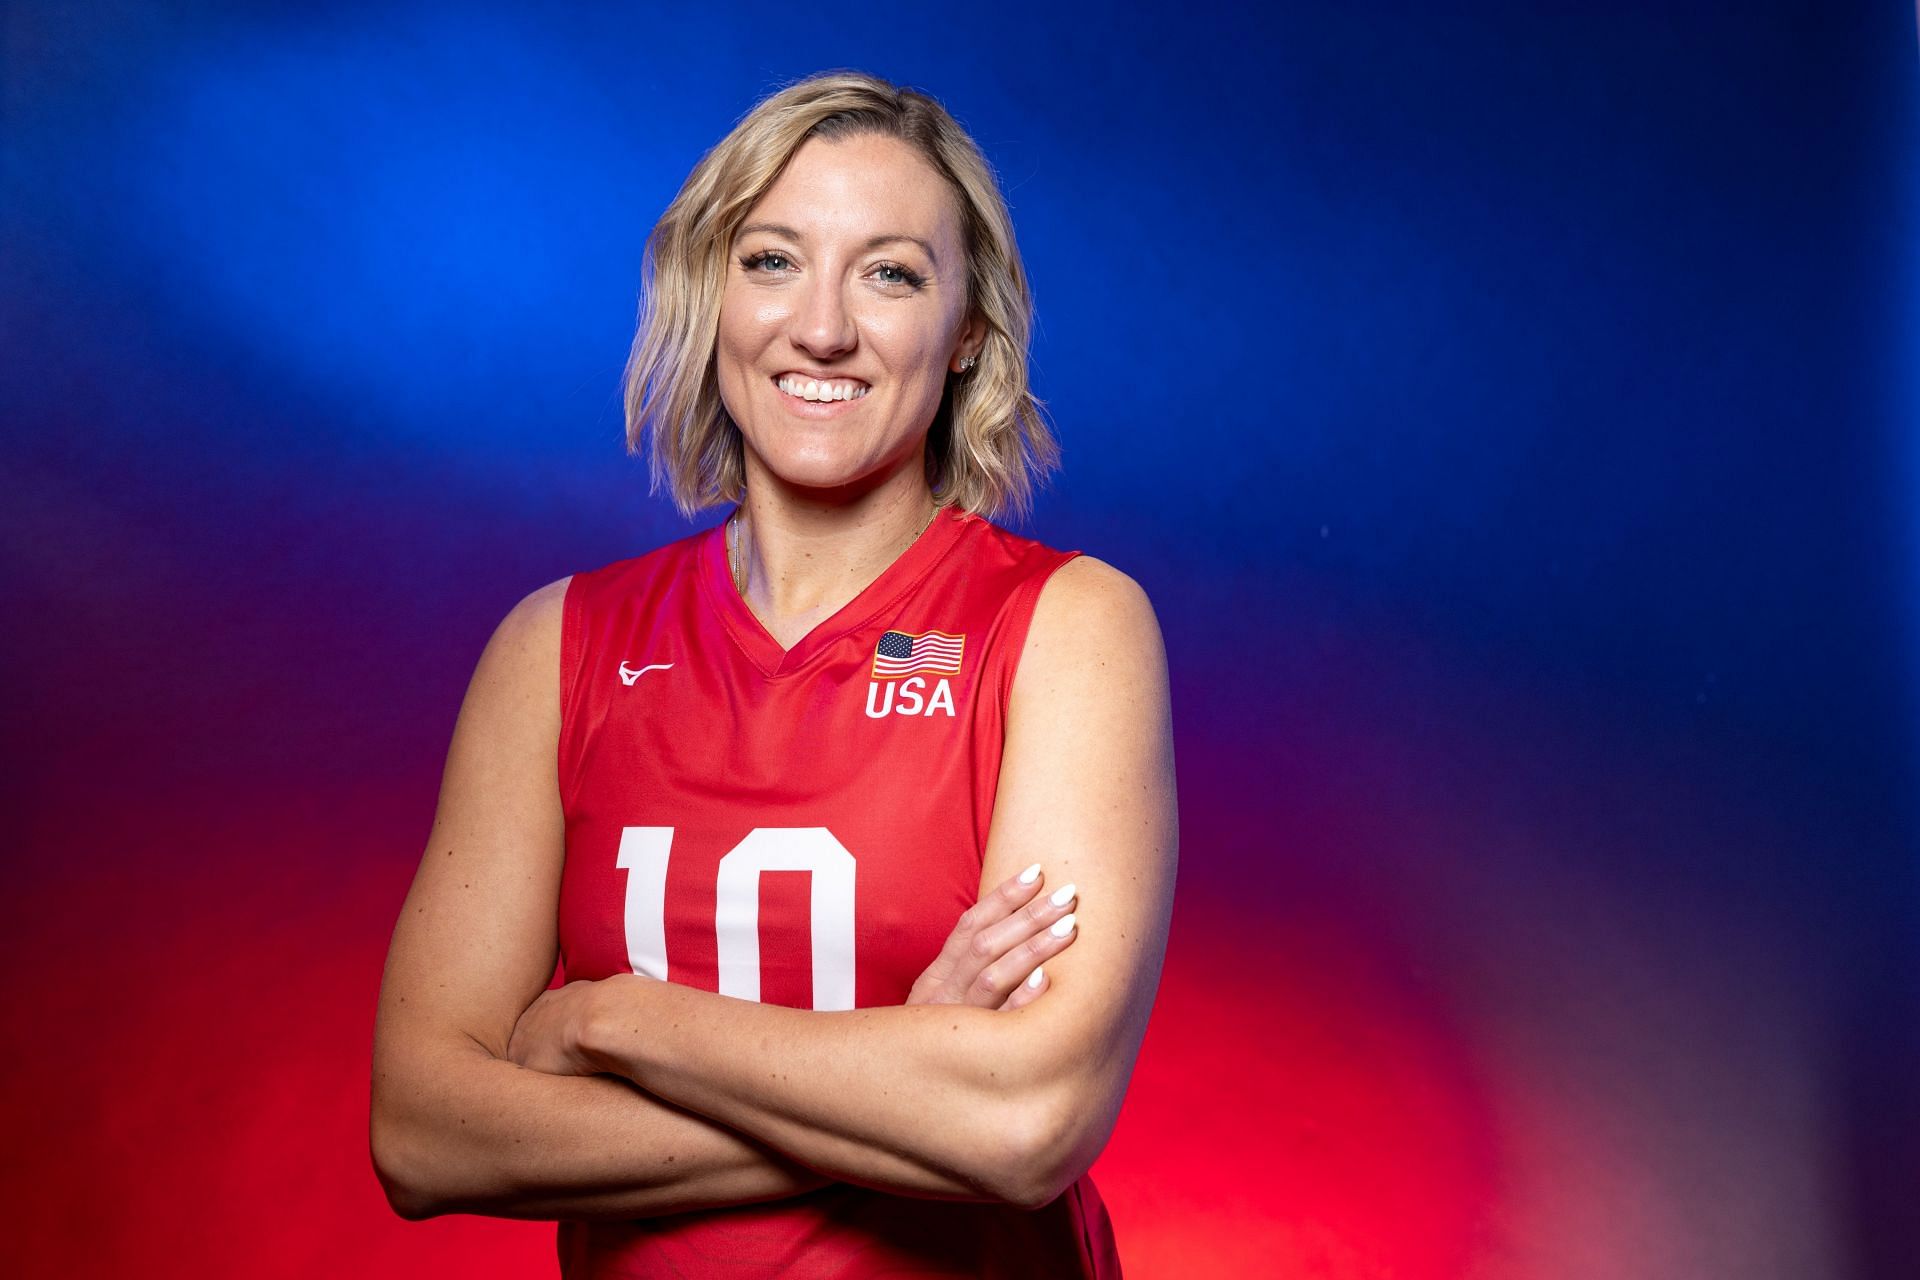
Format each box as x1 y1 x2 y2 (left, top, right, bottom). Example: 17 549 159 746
373 1038 834 1221
581 976 1057 1209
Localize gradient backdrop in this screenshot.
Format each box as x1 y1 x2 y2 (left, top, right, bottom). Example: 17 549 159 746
4 2 1917 1276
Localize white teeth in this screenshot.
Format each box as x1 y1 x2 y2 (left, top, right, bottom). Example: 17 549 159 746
777 375 868 402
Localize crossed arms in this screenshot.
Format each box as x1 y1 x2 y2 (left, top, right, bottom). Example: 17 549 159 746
368 555 1178 1219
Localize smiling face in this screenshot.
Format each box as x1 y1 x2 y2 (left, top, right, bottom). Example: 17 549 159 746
715 131 984 505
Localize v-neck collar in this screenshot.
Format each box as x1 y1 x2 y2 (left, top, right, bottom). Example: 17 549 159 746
697 504 971 679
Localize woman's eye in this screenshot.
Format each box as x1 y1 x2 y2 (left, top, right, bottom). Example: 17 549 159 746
739 251 921 290
740 251 792 274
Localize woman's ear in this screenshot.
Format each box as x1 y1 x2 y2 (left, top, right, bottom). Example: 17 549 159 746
954 310 989 370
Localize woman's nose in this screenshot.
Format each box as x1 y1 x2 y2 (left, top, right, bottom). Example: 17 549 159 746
791 279 856 358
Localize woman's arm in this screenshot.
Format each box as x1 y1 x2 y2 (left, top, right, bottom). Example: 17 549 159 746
375 1039 831 1221
370 579 838 1221
572 556 1179 1210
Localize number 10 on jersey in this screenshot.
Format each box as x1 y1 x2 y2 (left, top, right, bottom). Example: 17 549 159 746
616 826 858 1011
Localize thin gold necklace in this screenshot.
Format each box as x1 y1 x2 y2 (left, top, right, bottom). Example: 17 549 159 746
728 501 939 597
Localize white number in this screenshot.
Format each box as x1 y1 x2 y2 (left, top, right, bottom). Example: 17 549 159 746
616 826 857 1011
614 827 673 984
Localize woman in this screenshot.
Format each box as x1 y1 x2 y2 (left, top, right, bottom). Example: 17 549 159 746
370 70 1177 1278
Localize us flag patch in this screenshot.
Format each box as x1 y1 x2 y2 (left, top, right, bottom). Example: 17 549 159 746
871 629 966 680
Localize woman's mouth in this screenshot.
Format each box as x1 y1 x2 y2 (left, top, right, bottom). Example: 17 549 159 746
774 373 871 402
771 373 871 417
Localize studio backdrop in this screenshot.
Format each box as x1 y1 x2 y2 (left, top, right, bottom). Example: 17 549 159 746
3 3 1916 1276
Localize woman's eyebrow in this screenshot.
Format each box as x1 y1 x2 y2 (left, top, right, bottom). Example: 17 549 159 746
736 222 938 267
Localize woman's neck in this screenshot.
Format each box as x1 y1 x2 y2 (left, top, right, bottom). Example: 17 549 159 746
728 481 939 642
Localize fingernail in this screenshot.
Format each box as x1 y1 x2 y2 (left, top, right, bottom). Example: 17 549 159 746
1019 863 1042 885
1050 912 1076 938
1027 967 1045 989
1049 882 1077 907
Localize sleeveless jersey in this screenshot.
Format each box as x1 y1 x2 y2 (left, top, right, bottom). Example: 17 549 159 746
553 503 1124 1279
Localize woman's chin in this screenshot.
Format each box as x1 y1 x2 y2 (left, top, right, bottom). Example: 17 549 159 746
747 438 892 482
748 453 877 496
740 424 929 496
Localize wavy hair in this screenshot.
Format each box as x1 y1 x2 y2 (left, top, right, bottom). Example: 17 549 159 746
622 70 1061 524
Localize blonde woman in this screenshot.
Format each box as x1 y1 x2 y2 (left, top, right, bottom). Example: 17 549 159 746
371 69 1178 1279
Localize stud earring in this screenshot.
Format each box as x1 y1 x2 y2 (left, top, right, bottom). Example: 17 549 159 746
958 355 977 372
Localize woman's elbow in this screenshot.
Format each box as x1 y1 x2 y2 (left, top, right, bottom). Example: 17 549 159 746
370 1032 507 1219
370 1109 439 1220
989 1090 1103 1212
1006 1082 1121 1212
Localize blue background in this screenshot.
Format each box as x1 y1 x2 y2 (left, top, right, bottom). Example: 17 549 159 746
4 2 1915 1275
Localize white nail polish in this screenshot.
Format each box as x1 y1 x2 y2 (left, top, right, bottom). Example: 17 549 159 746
1049 882 1076 907
1027 967 1045 989
1018 863 1041 885
1050 913 1076 938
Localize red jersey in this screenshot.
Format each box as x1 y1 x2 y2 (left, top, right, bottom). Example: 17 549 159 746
553 503 1123 1279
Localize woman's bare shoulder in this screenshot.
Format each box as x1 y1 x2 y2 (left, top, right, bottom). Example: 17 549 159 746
1014 554 1167 708
1033 554 1162 647
518 574 575 622
485 575 574 653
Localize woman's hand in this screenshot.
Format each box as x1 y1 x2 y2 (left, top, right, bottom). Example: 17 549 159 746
907 863 1078 1011
506 977 622 1076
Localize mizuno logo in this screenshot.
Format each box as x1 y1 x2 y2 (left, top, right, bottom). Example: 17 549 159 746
619 662 673 686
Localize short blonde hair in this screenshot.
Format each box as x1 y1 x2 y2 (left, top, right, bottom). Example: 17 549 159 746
623 70 1061 524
